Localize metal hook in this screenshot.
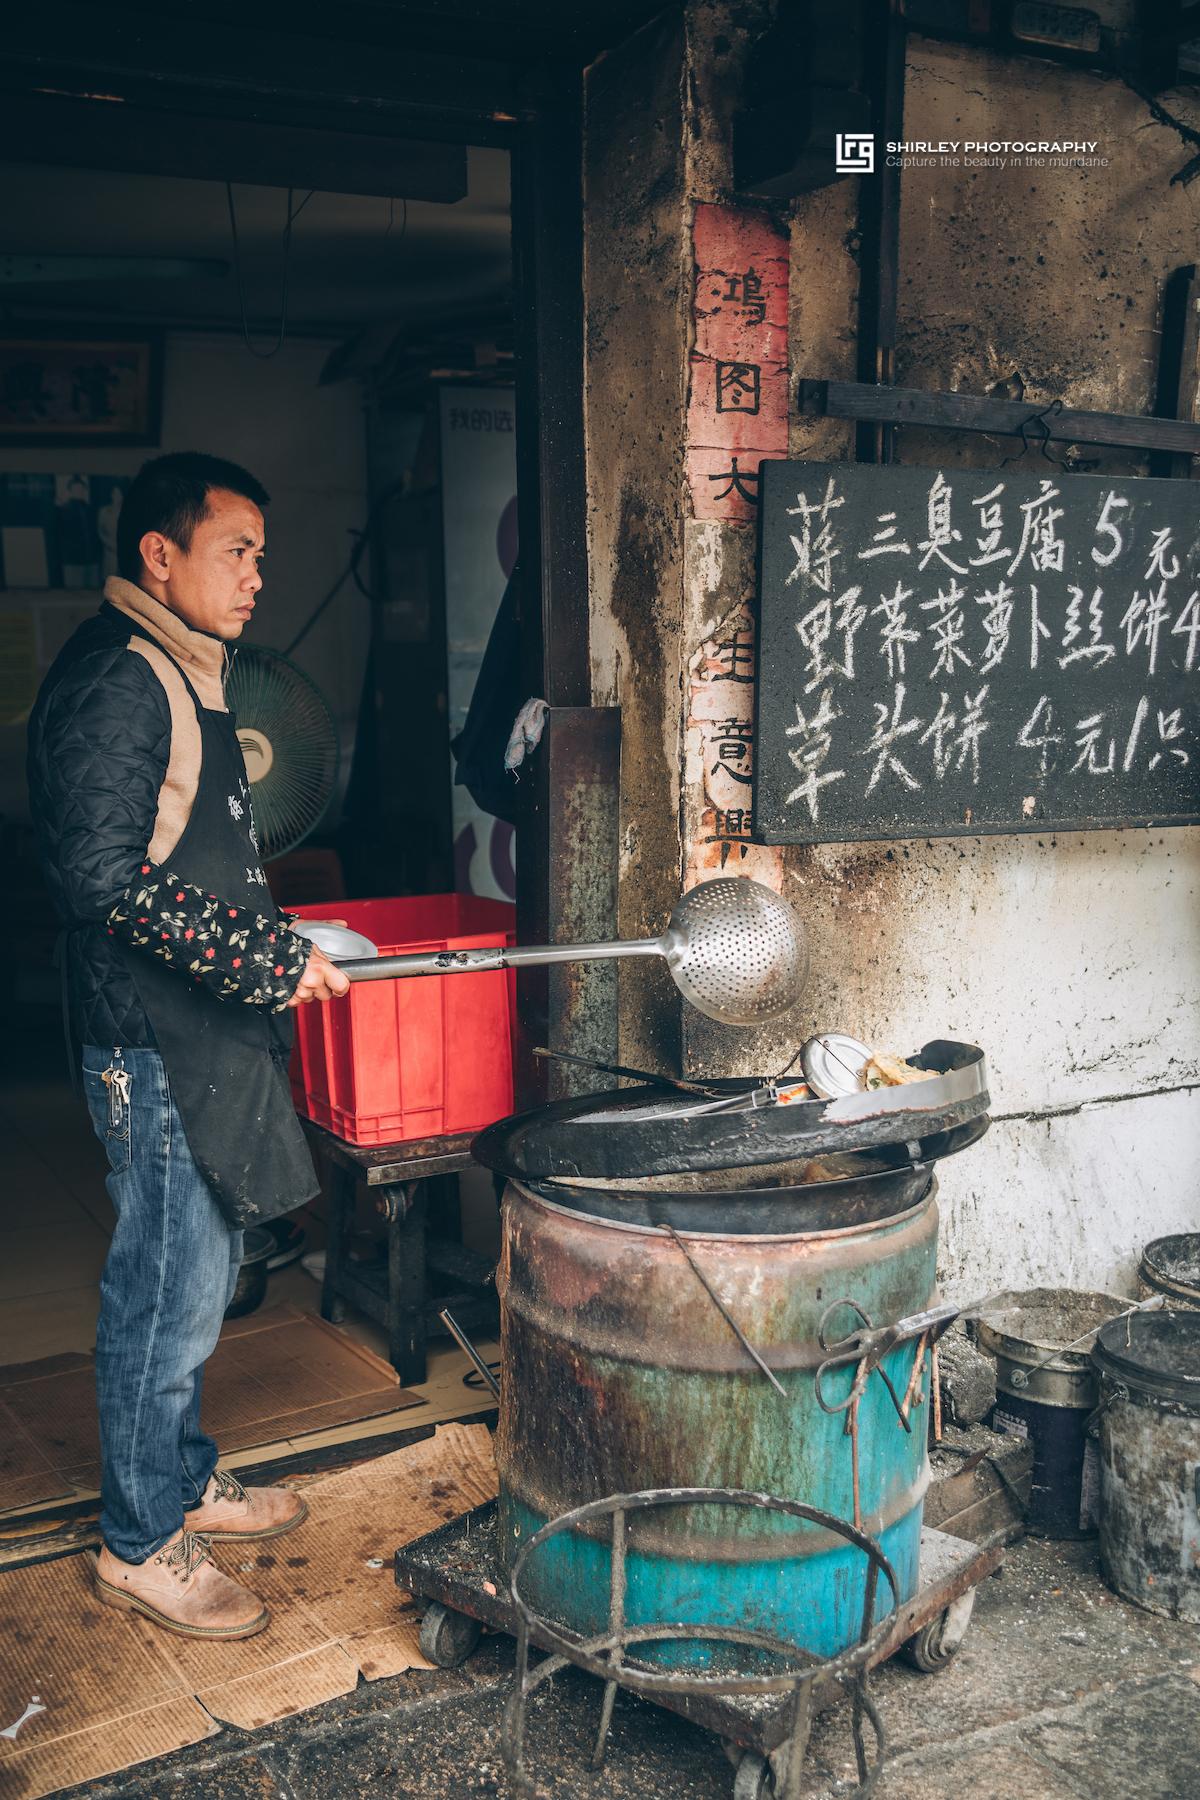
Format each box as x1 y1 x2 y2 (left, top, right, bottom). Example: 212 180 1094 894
998 396 1069 468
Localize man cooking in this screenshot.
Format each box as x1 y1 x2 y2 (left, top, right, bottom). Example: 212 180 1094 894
27 451 350 1640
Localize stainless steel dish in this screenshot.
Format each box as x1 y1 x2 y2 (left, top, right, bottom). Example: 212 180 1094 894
291 920 380 962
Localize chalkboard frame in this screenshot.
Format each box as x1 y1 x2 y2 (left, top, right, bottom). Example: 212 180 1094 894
752 458 1200 845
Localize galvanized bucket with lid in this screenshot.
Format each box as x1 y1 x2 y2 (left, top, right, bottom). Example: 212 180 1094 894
973 1288 1133 1537
1091 1309 1200 1621
1137 1233 1200 1312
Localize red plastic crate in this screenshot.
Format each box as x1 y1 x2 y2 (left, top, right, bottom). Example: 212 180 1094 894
288 895 516 1145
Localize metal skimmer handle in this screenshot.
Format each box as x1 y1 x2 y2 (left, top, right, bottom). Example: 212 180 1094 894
337 940 661 982
336 877 807 1029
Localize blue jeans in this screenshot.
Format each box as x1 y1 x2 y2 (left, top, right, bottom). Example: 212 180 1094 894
82 1047 242 1562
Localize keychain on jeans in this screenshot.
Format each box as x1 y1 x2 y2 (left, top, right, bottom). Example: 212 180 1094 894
101 1047 131 1129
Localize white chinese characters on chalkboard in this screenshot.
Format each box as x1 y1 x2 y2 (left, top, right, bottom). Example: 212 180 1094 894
754 462 1200 842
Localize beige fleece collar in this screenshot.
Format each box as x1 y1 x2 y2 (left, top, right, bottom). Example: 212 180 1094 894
104 577 227 710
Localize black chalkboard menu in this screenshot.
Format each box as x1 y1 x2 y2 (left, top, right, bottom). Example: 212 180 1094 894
754 460 1200 842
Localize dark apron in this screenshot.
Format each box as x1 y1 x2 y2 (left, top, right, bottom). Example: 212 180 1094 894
115 654 319 1228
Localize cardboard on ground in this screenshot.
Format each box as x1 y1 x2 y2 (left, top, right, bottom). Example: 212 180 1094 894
0 1422 498 1800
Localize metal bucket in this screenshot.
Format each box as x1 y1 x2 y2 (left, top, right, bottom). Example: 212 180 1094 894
494 1174 940 1664
223 1226 273 1320
1091 1310 1200 1621
1137 1234 1200 1312
974 1288 1132 1538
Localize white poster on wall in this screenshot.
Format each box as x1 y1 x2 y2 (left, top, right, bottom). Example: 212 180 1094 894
439 386 518 901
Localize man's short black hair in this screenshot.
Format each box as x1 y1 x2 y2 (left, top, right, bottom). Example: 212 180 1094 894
117 452 270 581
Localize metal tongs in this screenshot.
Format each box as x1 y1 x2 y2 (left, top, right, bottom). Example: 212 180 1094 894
813 1298 959 1530
814 1300 960 1428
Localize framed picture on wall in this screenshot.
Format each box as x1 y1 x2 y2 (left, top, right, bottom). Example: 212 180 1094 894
0 473 131 590
0 328 163 447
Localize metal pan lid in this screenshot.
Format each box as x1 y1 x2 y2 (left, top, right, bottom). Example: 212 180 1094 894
472 1040 989 1181
800 1034 873 1099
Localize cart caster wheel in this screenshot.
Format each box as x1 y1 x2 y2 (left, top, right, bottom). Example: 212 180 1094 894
418 1602 483 1668
733 1750 774 1799
900 1588 976 1673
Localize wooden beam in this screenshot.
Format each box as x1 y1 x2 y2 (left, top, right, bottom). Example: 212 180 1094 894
1151 264 1200 479
511 84 607 1108
797 376 1200 454
0 5 536 144
512 89 590 710
856 3 906 463
0 91 467 199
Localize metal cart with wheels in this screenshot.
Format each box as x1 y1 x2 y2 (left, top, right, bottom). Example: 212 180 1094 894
395 1494 1001 1798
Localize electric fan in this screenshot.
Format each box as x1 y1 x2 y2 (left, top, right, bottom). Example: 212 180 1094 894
225 645 340 860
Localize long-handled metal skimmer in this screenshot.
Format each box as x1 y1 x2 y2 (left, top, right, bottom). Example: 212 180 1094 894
338 876 807 1028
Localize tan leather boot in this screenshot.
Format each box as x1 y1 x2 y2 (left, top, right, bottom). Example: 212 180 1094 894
94 1528 269 1638
185 1468 309 1541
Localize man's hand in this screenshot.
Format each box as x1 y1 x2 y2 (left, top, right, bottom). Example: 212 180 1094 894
287 945 351 1006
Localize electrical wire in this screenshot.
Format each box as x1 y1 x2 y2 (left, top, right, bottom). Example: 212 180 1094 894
226 184 314 360
276 191 424 647
282 474 407 655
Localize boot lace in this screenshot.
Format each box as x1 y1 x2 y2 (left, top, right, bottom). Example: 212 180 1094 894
211 1470 249 1505
159 1531 213 1583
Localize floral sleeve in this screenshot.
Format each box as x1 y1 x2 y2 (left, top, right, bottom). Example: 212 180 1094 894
106 864 309 1010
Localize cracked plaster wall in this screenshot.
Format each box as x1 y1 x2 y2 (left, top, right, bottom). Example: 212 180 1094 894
581 12 1199 1296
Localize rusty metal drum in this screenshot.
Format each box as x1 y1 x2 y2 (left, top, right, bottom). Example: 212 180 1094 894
494 1175 941 1662
1137 1234 1200 1312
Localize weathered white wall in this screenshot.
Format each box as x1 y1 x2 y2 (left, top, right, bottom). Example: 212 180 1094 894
583 9 1200 1303
793 829 1200 1300
793 39 1200 1300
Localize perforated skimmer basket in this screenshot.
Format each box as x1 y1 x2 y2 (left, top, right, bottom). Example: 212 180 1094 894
338 876 808 1030
663 877 808 1025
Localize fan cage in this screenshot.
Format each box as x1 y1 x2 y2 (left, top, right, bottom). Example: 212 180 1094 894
226 644 340 861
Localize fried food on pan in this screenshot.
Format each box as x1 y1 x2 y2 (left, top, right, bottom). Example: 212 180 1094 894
863 1053 937 1090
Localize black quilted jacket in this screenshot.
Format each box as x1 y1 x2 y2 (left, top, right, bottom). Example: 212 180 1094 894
27 603 308 1049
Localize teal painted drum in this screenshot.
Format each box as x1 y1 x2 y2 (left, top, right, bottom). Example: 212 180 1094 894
495 1177 941 1664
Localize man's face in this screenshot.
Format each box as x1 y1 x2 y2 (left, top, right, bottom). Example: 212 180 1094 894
157 488 265 640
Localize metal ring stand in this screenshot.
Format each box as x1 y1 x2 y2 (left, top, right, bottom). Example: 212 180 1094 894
499 1487 901 1800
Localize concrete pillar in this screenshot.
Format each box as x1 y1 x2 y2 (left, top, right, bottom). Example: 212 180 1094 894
584 10 690 1073
583 1 776 1072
